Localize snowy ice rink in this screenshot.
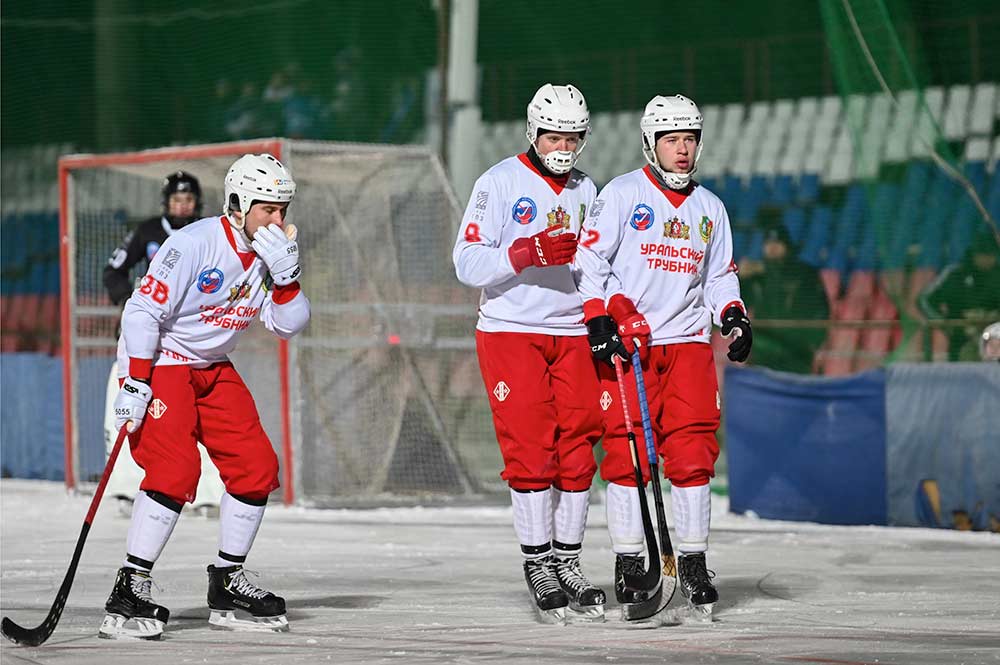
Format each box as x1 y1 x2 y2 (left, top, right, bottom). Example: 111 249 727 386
1 479 998 664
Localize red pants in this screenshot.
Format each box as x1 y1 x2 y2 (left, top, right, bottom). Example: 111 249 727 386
598 343 720 488
476 331 603 491
126 362 280 504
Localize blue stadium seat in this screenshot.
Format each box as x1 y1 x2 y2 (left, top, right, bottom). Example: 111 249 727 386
796 173 820 205
799 205 833 268
782 207 808 247
745 230 764 261
870 183 903 269
770 174 795 206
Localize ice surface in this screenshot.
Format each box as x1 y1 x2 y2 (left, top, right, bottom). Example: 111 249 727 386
2 479 998 664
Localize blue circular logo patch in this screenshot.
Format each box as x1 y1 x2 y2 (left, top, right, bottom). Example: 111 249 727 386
197 268 225 294
512 197 537 225
630 204 655 231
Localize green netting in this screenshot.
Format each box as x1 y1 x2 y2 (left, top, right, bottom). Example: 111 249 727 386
820 0 1000 366
2 0 998 372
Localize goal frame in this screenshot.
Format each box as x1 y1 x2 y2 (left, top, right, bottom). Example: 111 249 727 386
57 139 297 502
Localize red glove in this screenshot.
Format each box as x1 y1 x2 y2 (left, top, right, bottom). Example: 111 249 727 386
607 294 650 355
508 227 578 274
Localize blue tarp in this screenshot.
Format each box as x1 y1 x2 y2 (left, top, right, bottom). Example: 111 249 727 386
885 363 1000 529
725 366 888 525
1 353 65 479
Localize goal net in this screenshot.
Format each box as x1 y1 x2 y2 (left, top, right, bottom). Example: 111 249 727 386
60 139 503 505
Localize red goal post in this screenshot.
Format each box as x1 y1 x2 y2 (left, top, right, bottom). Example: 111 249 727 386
59 139 499 506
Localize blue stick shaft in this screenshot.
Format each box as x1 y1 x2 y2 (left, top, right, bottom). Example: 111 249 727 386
630 350 657 464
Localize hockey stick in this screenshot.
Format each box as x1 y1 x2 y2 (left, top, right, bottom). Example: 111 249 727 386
611 356 662 603
2 424 130 647
630 349 678 609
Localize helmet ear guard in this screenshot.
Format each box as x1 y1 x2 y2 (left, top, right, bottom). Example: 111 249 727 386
640 94 704 190
223 153 296 232
525 83 590 175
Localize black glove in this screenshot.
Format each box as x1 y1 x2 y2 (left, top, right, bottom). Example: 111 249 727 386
721 306 752 362
586 315 630 367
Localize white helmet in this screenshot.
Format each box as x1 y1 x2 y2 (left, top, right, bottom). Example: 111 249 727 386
640 94 703 190
223 153 296 231
525 83 590 175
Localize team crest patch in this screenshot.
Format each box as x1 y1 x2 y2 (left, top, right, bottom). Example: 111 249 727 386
512 197 537 225
228 281 252 302
600 390 613 411
665 216 690 240
493 381 510 402
197 268 224 294
630 204 655 230
546 205 571 230
147 399 168 419
699 216 714 243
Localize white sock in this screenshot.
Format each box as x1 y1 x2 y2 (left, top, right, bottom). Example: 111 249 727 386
552 487 590 555
672 483 711 554
216 493 266 567
125 491 180 571
605 482 644 555
510 488 552 558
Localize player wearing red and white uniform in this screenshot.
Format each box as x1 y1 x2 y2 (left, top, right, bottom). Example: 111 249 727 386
575 95 753 616
99 153 309 639
453 84 606 623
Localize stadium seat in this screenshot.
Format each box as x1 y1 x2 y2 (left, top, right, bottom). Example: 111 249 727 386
797 173 820 205
799 205 833 268
855 285 899 372
942 84 971 140
857 93 891 179
825 126 854 185
885 90 918 163
968 82 996 136
782 206 808 246
821 298 865 376
911 87 945 159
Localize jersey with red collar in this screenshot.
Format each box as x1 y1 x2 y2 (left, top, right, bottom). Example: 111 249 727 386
576 166 743 345
117 216 310 378
453 153 597 334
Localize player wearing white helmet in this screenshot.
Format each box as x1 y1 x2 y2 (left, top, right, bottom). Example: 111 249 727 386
575 94 752 620
453 84 606 624
99 153 310 639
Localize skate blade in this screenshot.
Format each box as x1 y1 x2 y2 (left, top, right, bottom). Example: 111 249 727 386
208 610 289 632
98 614 164 640
567 603 605 623
531 604 567 626
685 601 715 623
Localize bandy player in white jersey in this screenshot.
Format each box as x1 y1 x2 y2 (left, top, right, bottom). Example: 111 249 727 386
453 84 606 624
576 95 753 618
99 153 310 639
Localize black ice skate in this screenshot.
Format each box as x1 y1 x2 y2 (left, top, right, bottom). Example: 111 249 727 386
523 556 568 624
553 555 606 622
678 552 717 620
615 553 670 622
98 567 169 640
207 564 289 632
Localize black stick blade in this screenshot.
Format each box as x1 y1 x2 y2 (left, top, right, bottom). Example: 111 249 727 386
2 613 58 647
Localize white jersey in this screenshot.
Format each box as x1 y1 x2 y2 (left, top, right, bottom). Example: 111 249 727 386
452 153 597 335
117 216 310 377
576 166 744 345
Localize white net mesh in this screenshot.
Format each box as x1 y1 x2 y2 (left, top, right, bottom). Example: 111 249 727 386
62 139 503 504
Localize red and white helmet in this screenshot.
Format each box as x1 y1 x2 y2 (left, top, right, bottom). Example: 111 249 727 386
640 94 703 190
223 153 296 232
525 83 590 175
